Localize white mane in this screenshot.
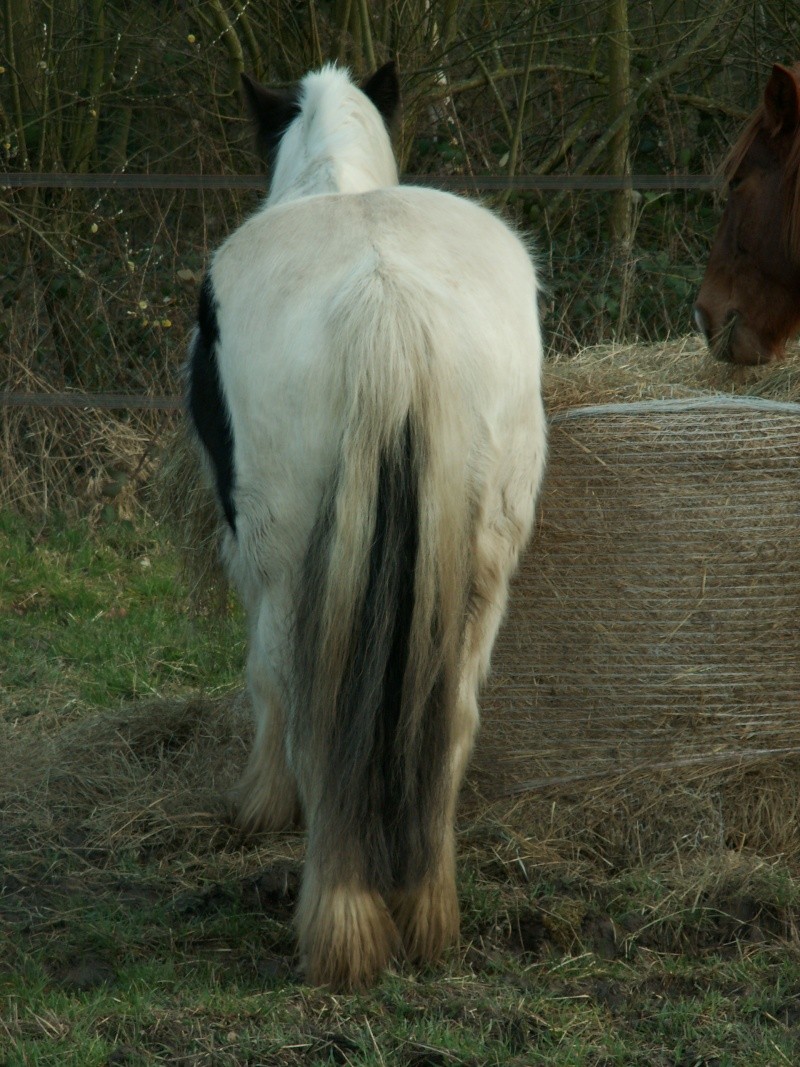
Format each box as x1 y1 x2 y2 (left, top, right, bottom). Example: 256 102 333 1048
266 65 399 207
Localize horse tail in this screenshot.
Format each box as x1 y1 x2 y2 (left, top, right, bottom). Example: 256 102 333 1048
293 262 474 894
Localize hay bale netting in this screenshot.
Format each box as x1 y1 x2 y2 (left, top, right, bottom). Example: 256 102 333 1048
476 396 800 805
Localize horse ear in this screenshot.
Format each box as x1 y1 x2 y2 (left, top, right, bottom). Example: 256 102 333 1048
240 73 300 157
361 61 400 125
763 64 800 138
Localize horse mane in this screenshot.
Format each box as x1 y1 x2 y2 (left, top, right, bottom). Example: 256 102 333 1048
266 64 398 203
721 68 800 263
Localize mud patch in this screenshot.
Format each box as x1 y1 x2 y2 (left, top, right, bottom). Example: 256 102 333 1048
48 952 118 992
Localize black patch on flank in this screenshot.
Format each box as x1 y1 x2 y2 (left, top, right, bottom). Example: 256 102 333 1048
187 274 236 533
240 73 302 164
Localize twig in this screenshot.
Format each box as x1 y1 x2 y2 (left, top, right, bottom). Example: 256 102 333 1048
356 0 376 71
207 0 245 91
231 0 261 75
438 64 608 100
3 0 30 169
497 14 538 209
466 46 514 144
547 0 737 219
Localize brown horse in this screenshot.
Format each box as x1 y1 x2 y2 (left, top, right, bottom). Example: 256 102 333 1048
694 63 800 364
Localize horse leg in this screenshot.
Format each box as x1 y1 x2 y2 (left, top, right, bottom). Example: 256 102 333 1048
388 677 474 967
391 512 522 965
234 594 301 834
295 820 400 990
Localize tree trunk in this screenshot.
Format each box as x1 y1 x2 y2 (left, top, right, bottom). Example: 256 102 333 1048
607 0 633 338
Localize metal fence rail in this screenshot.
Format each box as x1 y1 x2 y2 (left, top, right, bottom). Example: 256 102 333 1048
1 172 719 192
0 393 183 410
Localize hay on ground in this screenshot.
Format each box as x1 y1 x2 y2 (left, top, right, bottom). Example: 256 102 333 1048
4 688 800 875
0 695 292 887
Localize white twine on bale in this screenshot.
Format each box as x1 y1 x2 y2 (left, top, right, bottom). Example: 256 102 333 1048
476 396 800 796
552 395 800 418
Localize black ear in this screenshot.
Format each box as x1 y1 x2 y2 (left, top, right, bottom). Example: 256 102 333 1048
240 72 301 159
360 61 400 125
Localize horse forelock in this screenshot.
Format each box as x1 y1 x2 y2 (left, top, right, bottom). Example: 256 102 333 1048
297 64 353 127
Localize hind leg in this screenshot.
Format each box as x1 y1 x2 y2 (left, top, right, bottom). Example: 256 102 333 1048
392 510 524 964
296 821 400 990
389 686 474 968
390 819 461 967
234 594 301 834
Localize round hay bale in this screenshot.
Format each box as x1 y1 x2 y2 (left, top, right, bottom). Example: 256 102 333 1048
476 396 800 800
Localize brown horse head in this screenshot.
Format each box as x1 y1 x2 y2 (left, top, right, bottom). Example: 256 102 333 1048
694 63 800 365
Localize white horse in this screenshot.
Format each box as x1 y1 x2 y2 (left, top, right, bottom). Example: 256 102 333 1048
187 62 546 989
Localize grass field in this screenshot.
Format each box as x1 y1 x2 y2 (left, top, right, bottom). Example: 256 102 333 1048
2 514 800 1066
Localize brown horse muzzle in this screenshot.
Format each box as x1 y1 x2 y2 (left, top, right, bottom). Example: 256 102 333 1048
692 302 735 361
693 304 776 365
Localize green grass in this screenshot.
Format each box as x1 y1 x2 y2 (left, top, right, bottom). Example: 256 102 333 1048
2 513 800 1066
0 512 242 718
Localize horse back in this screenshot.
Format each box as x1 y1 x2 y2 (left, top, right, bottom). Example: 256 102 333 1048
204 185 543 580
211 185 541 431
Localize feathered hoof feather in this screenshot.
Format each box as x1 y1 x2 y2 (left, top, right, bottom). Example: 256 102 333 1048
297 882 400 990
229 775 302 837
391 875 460 966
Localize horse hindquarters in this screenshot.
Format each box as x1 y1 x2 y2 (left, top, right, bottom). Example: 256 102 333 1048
288 272 477 989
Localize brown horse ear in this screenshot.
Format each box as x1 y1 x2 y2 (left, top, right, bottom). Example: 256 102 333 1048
763 63 800 138
361 61 400 125
240 73 301 158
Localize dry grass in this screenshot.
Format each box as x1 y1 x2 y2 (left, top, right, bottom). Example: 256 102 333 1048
0 696 239 845
0 694 302 893
0 364 172 523
149 421 229 609
543 334 800 412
